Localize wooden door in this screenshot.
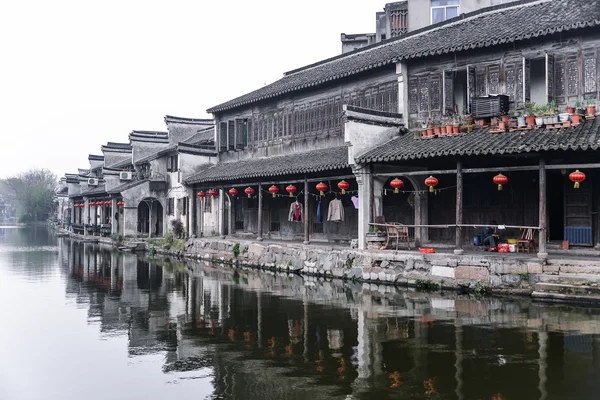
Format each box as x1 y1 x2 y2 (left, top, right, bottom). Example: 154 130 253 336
564 181 593 246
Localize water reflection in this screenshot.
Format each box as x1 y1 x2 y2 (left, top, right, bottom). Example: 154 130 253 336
2 227 600 399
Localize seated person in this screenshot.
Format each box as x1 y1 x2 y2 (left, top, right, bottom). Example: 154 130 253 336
481 221 500 251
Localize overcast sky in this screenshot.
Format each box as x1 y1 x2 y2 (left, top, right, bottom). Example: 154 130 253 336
0 0 378 179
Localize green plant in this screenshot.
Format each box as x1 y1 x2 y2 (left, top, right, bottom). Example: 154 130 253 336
170 219 185 239
111 233 123 242
519 273 529 281
161 232 174 249
415 279 439 291
173 239 185 251
524 101 537 116
473 281 491 295
587 98 595 106
232 243 240 258
575 100 582 108
345 257 354 269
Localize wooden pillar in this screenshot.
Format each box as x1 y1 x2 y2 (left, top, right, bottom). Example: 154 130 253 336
303 176 310 244
257 182 263 241
148 200 153 239
455 159 464 254
111 198 118 235
538 158 548 258
219 188 226 238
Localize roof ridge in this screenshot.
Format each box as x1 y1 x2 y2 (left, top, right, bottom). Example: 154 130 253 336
284 0 547 77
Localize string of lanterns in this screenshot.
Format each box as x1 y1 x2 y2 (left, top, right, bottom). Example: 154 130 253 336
73 200 124 208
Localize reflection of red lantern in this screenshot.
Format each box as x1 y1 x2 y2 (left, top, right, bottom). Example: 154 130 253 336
493 174 508 191
425 176 438 193
229 188 239 197
390 178 404 194
208 189 218 197
245 187 255 198
569 170 586 189
286 184 296 197
316 182 328 196
337 180 349 195
197 191 206 199
268 185 279 198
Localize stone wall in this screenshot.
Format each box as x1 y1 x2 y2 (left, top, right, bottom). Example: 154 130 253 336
183 238 544 292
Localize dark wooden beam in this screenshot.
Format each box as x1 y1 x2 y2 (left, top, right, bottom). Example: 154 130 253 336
455 159 463 253
304 176 310 244
539 158 547 257
257 182 263 241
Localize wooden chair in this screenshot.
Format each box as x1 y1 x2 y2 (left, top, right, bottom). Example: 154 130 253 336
385 223 411 250
517 228 536 253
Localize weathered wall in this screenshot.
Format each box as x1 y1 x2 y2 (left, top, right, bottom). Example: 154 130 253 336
166 120 213 145
131 141 167 164
407 0 506 32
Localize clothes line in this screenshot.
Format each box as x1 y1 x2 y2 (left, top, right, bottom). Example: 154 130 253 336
369 223 542 230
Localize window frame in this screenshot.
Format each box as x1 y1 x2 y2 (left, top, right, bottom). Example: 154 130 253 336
430 0 460 24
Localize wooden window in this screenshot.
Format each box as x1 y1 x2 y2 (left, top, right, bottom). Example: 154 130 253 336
166 155 178 172
167 198 174 216
182 197 187 216
228 120 235 150
219 122 227 152
583 51 598 99
235 119 247 149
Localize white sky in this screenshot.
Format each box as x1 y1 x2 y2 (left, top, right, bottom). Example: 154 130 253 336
0 0 378 179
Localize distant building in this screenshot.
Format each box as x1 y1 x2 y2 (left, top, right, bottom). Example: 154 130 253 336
341 0 518 54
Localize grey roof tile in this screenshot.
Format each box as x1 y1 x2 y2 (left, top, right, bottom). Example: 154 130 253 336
207 0 600 114
107 179 148 194
185 146 349 184
356 118 600 163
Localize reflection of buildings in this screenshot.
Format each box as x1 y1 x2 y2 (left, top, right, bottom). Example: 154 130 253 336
60 243 600 398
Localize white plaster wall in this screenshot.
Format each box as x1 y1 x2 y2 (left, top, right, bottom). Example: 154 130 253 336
344 118 399 166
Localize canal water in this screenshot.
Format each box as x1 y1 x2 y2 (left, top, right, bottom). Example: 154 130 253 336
2 227 600 400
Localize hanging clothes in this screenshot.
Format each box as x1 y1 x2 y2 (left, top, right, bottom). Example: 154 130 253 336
316 201 322 223
288 201 303 222
327 198 344 222
351 196 359 209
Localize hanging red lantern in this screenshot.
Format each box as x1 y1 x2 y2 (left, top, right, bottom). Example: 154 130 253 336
105 200 111 206
425 176 439 193
390 178 404 194
337 180 350 195
245 187 255 198
117 201 124 207
316 182 328 196
569 170 586 189
286 184 297 197
493 174 508 191
208 189 218 197
197 191 206 199
268 185 279 198
229 188 239 197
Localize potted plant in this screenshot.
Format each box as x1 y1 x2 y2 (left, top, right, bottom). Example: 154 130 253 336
507 109 518 128
426 120 434 137
534 105 545 126
466 121 473 133
440 122 447 135
434 124 441 135
575 100 586 116
524 102 536 126
543 101 558 124
566 104 575 114
452 118 460 134
587 99 597 116
501 112 510 124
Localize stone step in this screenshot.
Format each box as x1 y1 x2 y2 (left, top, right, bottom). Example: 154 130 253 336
534 282 600 295
532 291 600 304
538 273 600 285
547 258 600 267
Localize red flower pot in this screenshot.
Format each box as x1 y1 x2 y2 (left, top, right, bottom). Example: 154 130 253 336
571 113 581 124
434 126 441 135
452 125 459 134
588 105 597 116
498 121 506 131
526 115 535 126
426 128 433 136
566 106 575 114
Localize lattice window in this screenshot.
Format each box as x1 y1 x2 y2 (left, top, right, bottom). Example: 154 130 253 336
505 65 516 102
476 69 487 98
430 76 441 111
567 58 579 96
488 65 500 94
390 9 408 37
228 120 235 150
584 53 597 95
409 78 418 114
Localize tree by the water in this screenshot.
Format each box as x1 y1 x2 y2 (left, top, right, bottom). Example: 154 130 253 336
4 169 57 223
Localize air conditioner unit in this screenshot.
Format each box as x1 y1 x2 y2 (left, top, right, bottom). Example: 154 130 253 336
120 171 133 181
87 178 99 186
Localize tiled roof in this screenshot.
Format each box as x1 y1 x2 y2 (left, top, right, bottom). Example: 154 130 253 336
105 158 133 170
185 146 349 184
102 142 132 151
134 145 177 165
77 185 107 197
88 154 104 161
356 118 600 163
183 128 215 145
207 0 600 114
164 115 213 124
107 179 148 194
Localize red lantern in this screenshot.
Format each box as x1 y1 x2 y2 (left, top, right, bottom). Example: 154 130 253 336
117 201 124 207
337 180 350 195
245 187 255 198
390 178 404 194
268 185 279 198
569 170 586 189
286 184 297 198
316 182 328 196
425 176 439 193
105 201 111 206
229 188 239 197
208 189 218 198
493 173 508 191
197 191 206 199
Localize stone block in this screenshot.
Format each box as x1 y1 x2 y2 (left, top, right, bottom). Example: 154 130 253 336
488 275 502 287
455 266 489 280
543 265 559 274
494 263 527 275
370 272 379 281
431 266 455 279
378 271 387 281
527 262 543 274
501 274 522 287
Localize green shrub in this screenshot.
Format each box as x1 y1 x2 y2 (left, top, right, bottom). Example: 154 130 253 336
415 279 439 291
170 220 185 238
161 232 174 249
111 233 123 242
232 243 240 258
173 239 185 251
473 281 491 295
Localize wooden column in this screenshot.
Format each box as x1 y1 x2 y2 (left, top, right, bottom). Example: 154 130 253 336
257 182 263 241
454 160 464 254
191 190 197 237
538 158 548 258
219 188 226 238
303 176 310 244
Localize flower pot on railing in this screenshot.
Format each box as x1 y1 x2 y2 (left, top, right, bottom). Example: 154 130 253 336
559 113 570 122
572 113 581 124
588 105 597 116
566 106 575 114
517 116 526 127
498 121 506 131
434 126 441 135
526 115 535 126
440 125 447 135
535 116 544 126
